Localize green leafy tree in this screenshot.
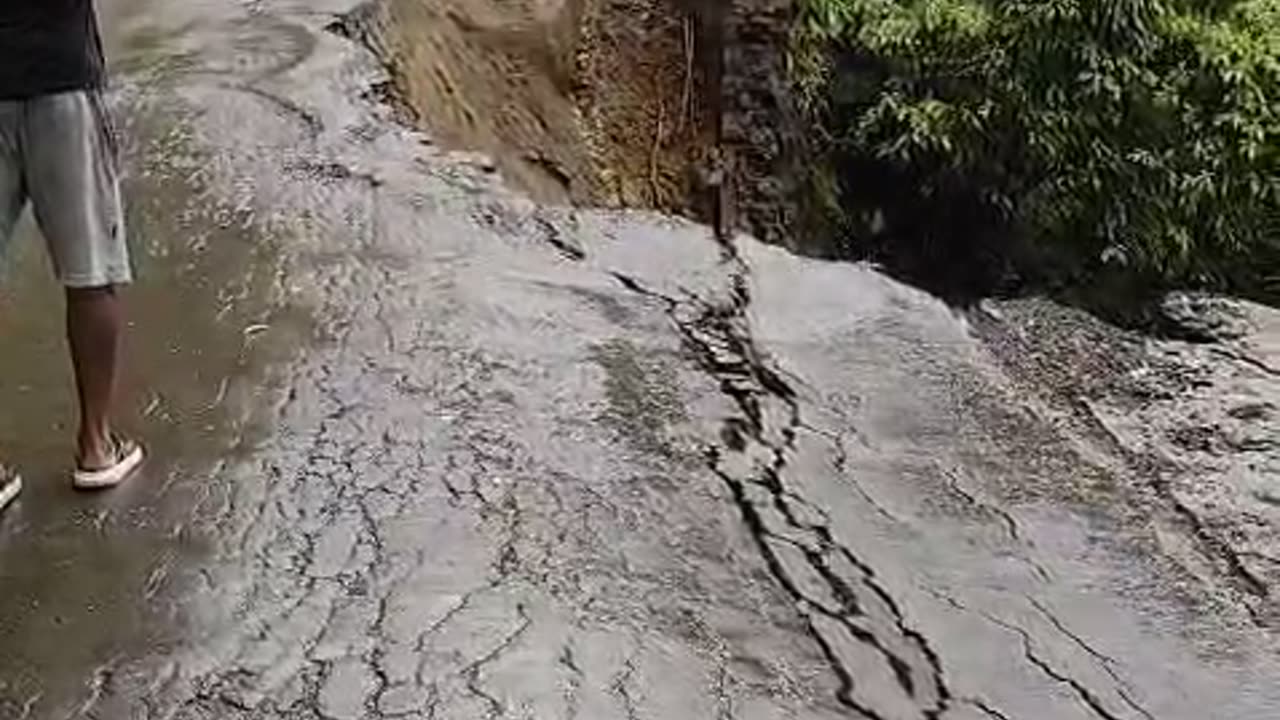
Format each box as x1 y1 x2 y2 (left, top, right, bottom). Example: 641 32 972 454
793 0 1280 299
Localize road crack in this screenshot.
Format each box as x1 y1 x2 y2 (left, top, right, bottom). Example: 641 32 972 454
1026 597 1155 720
610 657 644 720
461 603 533 719
941 466 1053 583
558 643 584 720
609 238 955 718
927 589 1141 720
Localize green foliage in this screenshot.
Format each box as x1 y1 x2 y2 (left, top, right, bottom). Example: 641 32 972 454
792 0 1280 298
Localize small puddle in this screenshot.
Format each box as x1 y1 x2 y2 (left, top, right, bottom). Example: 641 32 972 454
0 2 309 714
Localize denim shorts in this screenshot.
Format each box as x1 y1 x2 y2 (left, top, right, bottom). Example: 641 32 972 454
0 89 131 288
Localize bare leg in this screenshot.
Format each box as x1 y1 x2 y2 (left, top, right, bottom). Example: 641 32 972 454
66 285 122 470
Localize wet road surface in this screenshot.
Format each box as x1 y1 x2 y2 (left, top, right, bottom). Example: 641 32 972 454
1 0 1279 718
0 0 302 713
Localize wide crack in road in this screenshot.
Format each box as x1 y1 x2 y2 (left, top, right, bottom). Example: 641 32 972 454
1 1 1278 718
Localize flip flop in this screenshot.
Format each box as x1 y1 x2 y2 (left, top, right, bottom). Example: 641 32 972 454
73 436 145 490
0 466 20 512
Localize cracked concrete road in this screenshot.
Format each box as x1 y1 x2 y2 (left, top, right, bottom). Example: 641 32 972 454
1 0 1279 718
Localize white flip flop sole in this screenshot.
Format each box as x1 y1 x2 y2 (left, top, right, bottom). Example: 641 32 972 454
0 474 20 511
74 442 145 490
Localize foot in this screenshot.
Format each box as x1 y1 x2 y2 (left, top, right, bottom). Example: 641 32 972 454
0 465 20 511
74 435 144 490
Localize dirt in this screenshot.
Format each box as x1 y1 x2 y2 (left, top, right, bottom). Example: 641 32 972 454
343 0 691 210
330 0 589 204
346 0 801 234
577 0 707 211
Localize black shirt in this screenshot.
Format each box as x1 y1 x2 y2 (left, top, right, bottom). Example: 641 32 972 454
0 1 106 100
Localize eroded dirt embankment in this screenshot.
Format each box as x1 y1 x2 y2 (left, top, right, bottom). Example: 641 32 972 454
338 0 802 242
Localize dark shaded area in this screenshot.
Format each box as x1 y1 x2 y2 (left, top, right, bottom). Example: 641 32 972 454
826 155 1020 306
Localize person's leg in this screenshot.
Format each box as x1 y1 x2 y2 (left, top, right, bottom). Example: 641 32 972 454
25 90 140 485
66 285 122 469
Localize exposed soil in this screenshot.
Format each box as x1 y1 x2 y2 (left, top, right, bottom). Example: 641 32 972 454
333 0 594 204
343 0 690 210
346 0 801 235
577 0 707 211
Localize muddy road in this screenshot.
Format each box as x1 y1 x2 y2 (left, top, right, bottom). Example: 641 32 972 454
0 0 1278 718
